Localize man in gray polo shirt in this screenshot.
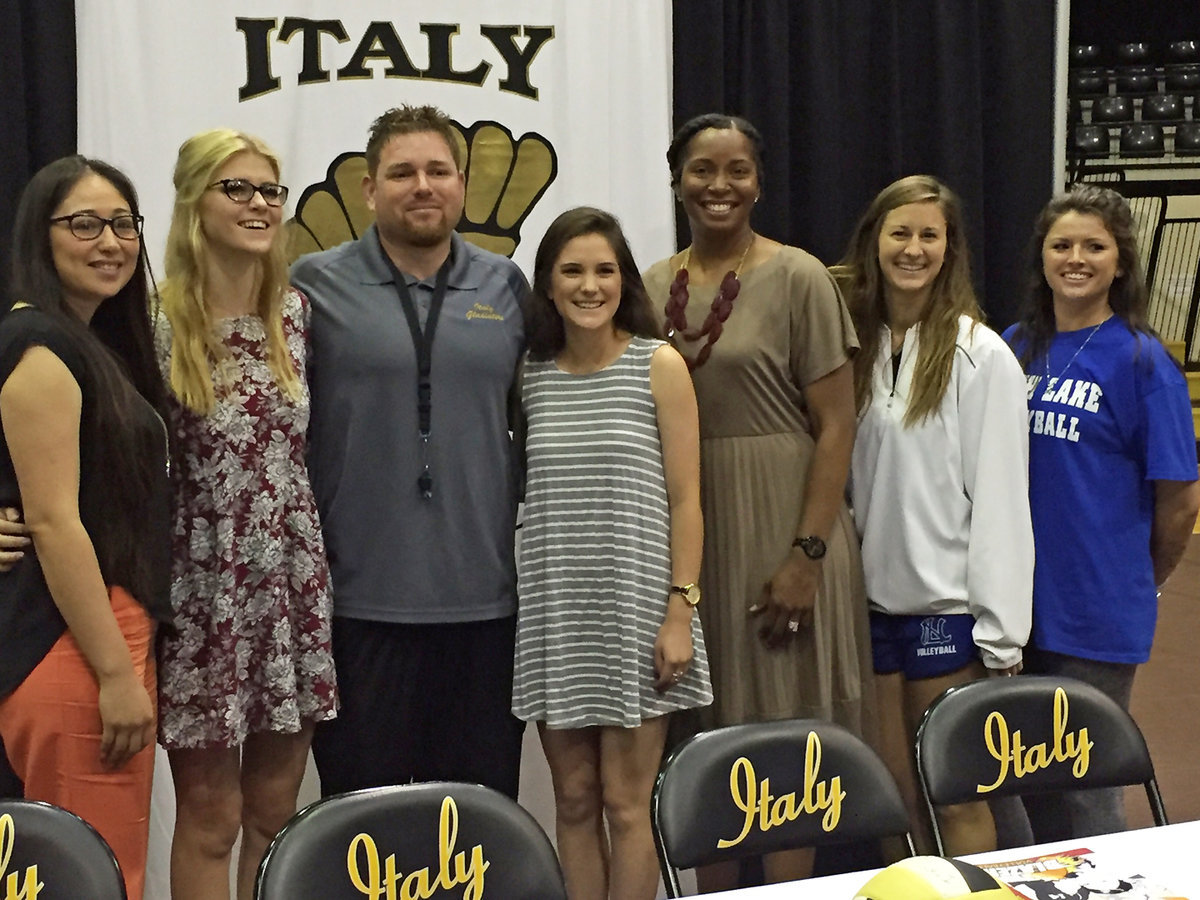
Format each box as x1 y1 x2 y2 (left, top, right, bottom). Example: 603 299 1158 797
292 104 526 799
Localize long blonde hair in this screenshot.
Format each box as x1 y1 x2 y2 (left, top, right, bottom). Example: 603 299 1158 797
160 128 298 413
833 175 982 425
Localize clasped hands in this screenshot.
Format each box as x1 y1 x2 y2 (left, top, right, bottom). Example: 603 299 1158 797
749 550 819 649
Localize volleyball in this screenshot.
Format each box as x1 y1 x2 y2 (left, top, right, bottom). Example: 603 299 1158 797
856 857 1019 900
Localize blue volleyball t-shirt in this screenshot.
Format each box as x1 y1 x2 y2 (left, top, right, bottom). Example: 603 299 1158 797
1003 317 1196 663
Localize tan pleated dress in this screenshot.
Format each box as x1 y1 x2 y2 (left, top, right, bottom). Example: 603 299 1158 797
644 245 874 739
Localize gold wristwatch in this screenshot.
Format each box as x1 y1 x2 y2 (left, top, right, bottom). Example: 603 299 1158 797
670 583 702 608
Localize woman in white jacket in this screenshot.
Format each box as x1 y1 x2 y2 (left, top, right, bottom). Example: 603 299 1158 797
834 175 1033 855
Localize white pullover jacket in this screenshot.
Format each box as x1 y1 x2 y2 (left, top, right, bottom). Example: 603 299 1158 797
850 315 1033 669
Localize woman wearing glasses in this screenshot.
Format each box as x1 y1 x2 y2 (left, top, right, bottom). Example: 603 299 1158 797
0 156 171 900
156 130 336 900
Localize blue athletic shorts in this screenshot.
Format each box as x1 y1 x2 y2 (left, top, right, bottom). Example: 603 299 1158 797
869 610 979 679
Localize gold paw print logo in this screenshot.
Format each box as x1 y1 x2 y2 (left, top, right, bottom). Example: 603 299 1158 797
285 120 557 262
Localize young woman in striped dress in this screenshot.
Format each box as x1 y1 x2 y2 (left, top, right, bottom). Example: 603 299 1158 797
512 206 712 900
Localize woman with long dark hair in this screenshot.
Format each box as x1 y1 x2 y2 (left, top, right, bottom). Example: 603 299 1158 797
1004 185 1199 840
513 207 711 900
0 155 172 900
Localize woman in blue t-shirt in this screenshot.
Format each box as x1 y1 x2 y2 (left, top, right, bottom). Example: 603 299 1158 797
1003 185 1200 841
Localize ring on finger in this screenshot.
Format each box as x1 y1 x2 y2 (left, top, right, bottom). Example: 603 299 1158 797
787 618 800 633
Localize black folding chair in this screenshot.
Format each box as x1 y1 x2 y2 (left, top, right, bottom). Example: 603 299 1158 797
652 718 914 897
255 781 566 899
0 799 126 898
915 675 1167 855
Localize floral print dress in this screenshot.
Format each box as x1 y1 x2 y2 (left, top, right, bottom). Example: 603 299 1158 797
156 289 337 748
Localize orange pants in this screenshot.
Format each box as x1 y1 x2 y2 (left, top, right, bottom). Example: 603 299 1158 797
0 586 156 900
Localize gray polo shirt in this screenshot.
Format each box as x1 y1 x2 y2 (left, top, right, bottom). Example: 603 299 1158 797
292 227 527 623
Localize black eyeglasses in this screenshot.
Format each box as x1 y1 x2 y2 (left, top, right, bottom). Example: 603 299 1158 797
49 213 144 241
207 178 289 207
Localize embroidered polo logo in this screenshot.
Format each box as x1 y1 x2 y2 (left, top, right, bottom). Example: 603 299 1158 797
466 303 504 321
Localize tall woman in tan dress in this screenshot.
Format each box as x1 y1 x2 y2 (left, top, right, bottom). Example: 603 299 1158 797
643 113 874 889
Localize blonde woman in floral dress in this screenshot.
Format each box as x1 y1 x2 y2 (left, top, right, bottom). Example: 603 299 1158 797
156 129 336 900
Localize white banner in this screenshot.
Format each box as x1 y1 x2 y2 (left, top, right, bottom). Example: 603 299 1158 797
76 4 674 896
77 0 675 278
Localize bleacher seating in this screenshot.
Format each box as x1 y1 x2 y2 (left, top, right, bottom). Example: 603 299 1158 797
1121 123 1165 157
1068 40 1200 166
1175 122 1200 153
1066 37 1200 443
1144 94 1185 121
1093 95 1134 123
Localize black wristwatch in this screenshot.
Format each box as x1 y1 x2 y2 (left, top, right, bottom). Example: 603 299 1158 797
792 535 827 560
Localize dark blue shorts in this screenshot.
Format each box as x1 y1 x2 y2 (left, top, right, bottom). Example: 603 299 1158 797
870 610 979 679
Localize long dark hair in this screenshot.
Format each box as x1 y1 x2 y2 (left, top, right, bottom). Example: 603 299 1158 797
833 175 981 423
1011 184 1155 369
527 207 662 360
9 155 166 603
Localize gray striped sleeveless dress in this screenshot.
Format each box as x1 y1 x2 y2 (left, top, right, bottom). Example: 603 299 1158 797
512 336 712 729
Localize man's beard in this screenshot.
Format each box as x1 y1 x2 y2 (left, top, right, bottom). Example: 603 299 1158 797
387 210 460 248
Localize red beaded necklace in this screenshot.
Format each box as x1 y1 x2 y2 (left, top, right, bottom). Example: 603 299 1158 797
664 235 755 370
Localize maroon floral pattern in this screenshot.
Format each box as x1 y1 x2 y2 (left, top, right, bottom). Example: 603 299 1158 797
155 289 337 749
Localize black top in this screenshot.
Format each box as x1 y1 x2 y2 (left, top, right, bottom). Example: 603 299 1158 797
0 307 171 698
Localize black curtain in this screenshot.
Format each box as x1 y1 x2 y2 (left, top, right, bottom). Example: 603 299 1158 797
0 0 76 799
0 0 77 307
672 0 1056 330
